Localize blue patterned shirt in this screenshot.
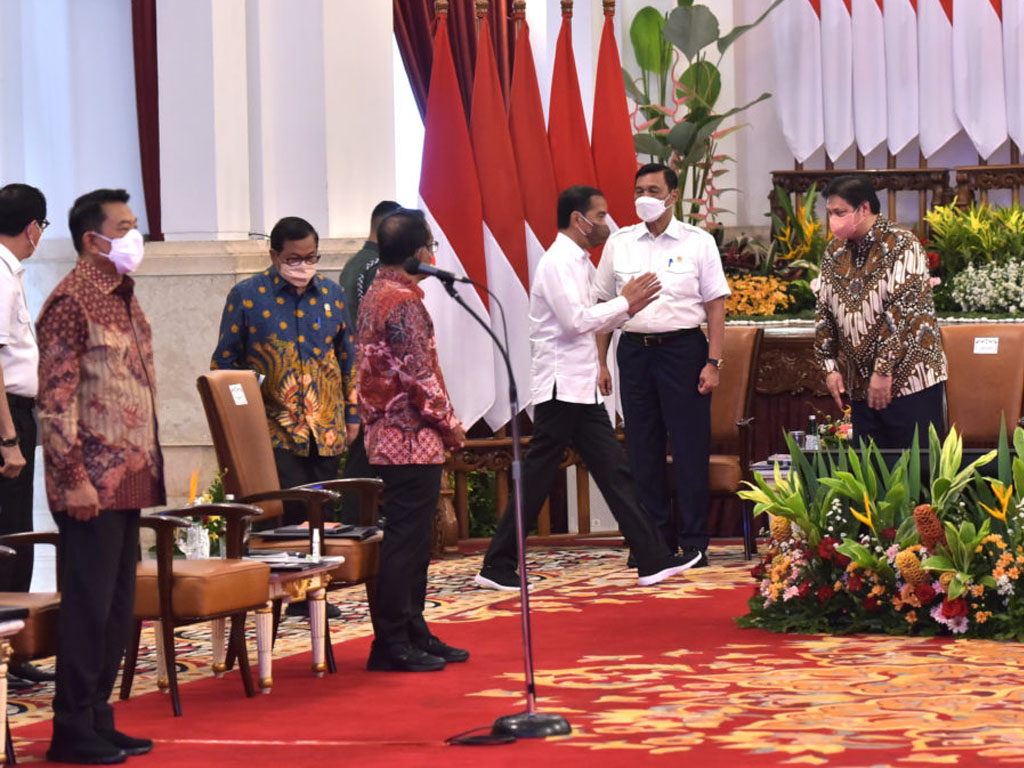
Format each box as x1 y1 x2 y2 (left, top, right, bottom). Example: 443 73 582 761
211 266 358 457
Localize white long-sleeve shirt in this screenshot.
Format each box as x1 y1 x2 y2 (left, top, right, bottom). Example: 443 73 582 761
528 233 629 405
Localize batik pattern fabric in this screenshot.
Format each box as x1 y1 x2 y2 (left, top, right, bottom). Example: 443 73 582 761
815 216 947 401
356 270 460 465
211 267 358 458
35 261 165 512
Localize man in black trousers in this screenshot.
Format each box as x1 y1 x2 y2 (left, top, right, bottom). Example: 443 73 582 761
475 186 700 592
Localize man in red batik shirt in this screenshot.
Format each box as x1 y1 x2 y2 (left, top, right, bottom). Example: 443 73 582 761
357 208 467 672
37 189 164 765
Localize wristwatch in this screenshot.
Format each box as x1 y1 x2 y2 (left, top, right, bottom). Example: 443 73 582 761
706 357 722 369
0 434 18 447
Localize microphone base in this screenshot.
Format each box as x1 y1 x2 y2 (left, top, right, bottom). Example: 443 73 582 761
491 711 572 739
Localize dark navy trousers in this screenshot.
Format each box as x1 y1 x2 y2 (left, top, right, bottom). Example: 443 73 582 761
617 330 710 551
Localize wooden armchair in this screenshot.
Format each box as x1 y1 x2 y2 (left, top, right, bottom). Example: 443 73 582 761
709 327 764 559
941 324 1024 447
0 533 61 675
119 503 271 716
195 371 383 667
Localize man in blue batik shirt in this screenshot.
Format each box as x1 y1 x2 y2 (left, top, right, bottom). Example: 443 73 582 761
212 216 359 531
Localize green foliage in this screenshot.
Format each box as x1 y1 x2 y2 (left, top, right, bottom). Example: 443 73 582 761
623 1 781 225
466 470 498 538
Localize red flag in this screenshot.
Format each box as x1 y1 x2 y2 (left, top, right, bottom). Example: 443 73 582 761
509 15 559 278
419 10 494 428
591 5 637 230
470 11 532 425
547 8 598 193
420 13 488 305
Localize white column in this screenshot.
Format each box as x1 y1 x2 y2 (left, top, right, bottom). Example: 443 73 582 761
323 0 395 238
157 0 250 240
246 0 329 238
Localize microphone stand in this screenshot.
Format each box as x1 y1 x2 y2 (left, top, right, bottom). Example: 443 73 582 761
439 277 570 739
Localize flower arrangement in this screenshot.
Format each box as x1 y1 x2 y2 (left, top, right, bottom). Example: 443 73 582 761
813 407 852 450
738 424 1024 639
724 274 791 317
948 259 1024 314
178 469 229 557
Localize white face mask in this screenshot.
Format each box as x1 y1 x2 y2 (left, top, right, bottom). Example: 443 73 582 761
93 229 145 274
279 261 318 289
635 195 671 223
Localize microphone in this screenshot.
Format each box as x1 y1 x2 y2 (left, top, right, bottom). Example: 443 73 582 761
403 256 471 284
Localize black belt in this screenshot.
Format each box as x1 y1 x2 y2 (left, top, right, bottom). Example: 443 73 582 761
621 328 702 347
6 393 35 410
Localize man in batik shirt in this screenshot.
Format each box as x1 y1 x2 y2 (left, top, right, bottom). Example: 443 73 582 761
38 188 164 764
212 216 359 524
357 208 467 672
815 175 947 449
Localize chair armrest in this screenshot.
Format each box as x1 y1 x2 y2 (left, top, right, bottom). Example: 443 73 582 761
295 478 384 527
239 488 338 552
149 503 265 558
0 545 15 559
0 531 60 549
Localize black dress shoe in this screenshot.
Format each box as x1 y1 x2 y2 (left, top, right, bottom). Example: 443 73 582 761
46 732 127 765
366 643 446 672
415 635 469 663
9 660 56 682
97 729 153 756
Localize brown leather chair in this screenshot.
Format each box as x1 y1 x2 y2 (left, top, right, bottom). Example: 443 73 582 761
120 503 270 716
941 324 1024 446
195 371 382 659
0 533 60 672
709 327 763 559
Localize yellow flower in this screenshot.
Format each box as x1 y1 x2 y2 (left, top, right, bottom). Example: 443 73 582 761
980 480 1014 522
850 491 875 532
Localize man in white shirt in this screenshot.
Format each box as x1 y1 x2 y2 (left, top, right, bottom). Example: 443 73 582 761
475 185 701 591
594 164 730 568
0 183 56 684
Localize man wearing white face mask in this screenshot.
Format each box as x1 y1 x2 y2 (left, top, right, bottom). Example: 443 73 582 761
37 188 164 763
211 217 358 618
593 163 730 569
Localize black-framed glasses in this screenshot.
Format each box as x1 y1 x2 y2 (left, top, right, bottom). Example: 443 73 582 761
425 241 439 254
37 219 50 231
282 253 321 267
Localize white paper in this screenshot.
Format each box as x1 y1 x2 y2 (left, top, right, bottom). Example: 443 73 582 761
229 383 248 405
973 337 1000 355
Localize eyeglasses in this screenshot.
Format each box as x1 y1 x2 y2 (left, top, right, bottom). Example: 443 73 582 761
282 253 321 267
424 241 439 254
37 219 50 231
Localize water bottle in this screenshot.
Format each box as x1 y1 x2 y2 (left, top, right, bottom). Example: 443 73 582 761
804 414 821 451
311 528 322 563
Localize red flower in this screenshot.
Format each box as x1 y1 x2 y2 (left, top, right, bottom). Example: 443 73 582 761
914 583 936 605
818 537 840 561
881 527 897 542
847 573 864 593
797 580 812 597
835 553 852 568
941 597 968 619
751 563 766 580
927 251 940 270
864 595 880 612
817 585 835 603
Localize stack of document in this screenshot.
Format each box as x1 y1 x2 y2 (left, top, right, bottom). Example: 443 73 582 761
245 551 345 569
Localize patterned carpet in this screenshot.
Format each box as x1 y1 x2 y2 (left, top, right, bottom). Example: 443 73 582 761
13 543 1024 765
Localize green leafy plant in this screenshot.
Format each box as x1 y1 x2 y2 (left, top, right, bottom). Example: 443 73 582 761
623 0 782 225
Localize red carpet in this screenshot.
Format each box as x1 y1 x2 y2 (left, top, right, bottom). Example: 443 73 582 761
12 547 1024 766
